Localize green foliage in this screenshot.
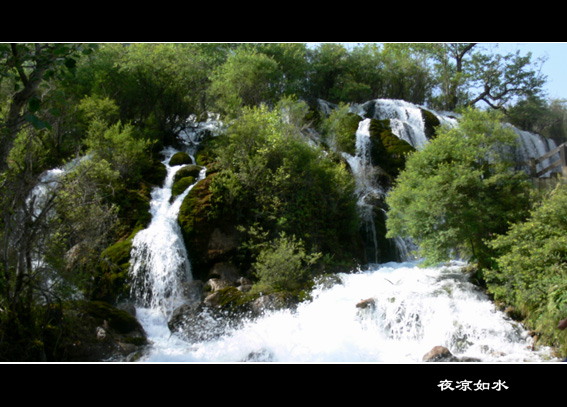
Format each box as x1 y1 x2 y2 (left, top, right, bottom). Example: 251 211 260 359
253 233 322 292
486 184 567 354
319 102 361 155
507 96 567 144
386 108 532 268
78 95 120 125
208 48 282 117
210 102 360 271
84 119 154 181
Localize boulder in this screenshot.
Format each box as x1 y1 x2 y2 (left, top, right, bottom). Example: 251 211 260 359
356 298 376 309
174 165 202 182
62 300 148 362
423 346 457 362
422 345 481 362
169 152 192 166
209 262 241 283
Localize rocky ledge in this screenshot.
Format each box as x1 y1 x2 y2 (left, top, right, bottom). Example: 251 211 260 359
167 262 303 343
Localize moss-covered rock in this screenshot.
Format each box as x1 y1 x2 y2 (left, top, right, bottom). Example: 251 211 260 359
141 160 167 187
169 151 192 166
94 237 134 302
420 108 441 140
178 174 240 281
369 118 416 179
174 164 202 183
171 176 195 199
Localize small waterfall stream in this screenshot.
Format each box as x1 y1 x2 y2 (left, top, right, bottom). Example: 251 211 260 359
129 144 206 347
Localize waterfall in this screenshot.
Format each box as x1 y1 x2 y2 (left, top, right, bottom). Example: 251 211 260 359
355 99 458 150
508 125 559 176
341 119 387 264
129 146 206 318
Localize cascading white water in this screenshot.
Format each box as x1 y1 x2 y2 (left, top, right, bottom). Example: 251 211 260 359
355 99 459 150
508 125 559 176
139 261 557 362
131 102 562 363
129 147 206 319
341 119 386 263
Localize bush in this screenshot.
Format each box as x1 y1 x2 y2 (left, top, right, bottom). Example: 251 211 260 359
253 233 321 292
84 119 154 181
210 103 360 268
486 183 567 354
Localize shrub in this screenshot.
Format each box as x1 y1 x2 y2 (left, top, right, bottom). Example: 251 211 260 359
253 233 321 292
84 119 154 181
486 183 567 354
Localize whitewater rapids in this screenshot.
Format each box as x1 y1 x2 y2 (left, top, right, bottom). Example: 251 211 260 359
136 261 557 363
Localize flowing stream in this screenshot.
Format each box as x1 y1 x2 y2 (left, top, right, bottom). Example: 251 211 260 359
127 100 561 363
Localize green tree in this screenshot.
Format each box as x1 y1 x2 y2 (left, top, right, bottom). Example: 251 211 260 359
83 118 154 181
306 43 351 103
421 43 547 111
254 43 310 98
507 96 567 144
378 43 434 104
0 43 96 172
208 48 282 117
486 184 567 354
385 108 533 269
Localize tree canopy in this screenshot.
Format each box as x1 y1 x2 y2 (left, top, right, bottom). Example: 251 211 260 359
385 108 533 269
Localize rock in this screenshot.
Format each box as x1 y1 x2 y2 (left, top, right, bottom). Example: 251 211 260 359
169 152 192 166
242 349 275 362
168 301 241 343
63 300 148 362
203 291 222 308
237 284 253 293
207 228 239 259
423 346 458 362
422 345 481 362
237 276 253 286
117 301 137 317
174 165 202 182
96 326 107 340
356 298 376 309
250 292 298 317
205 278 231 293
558 317 567 330
178 174 241 281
